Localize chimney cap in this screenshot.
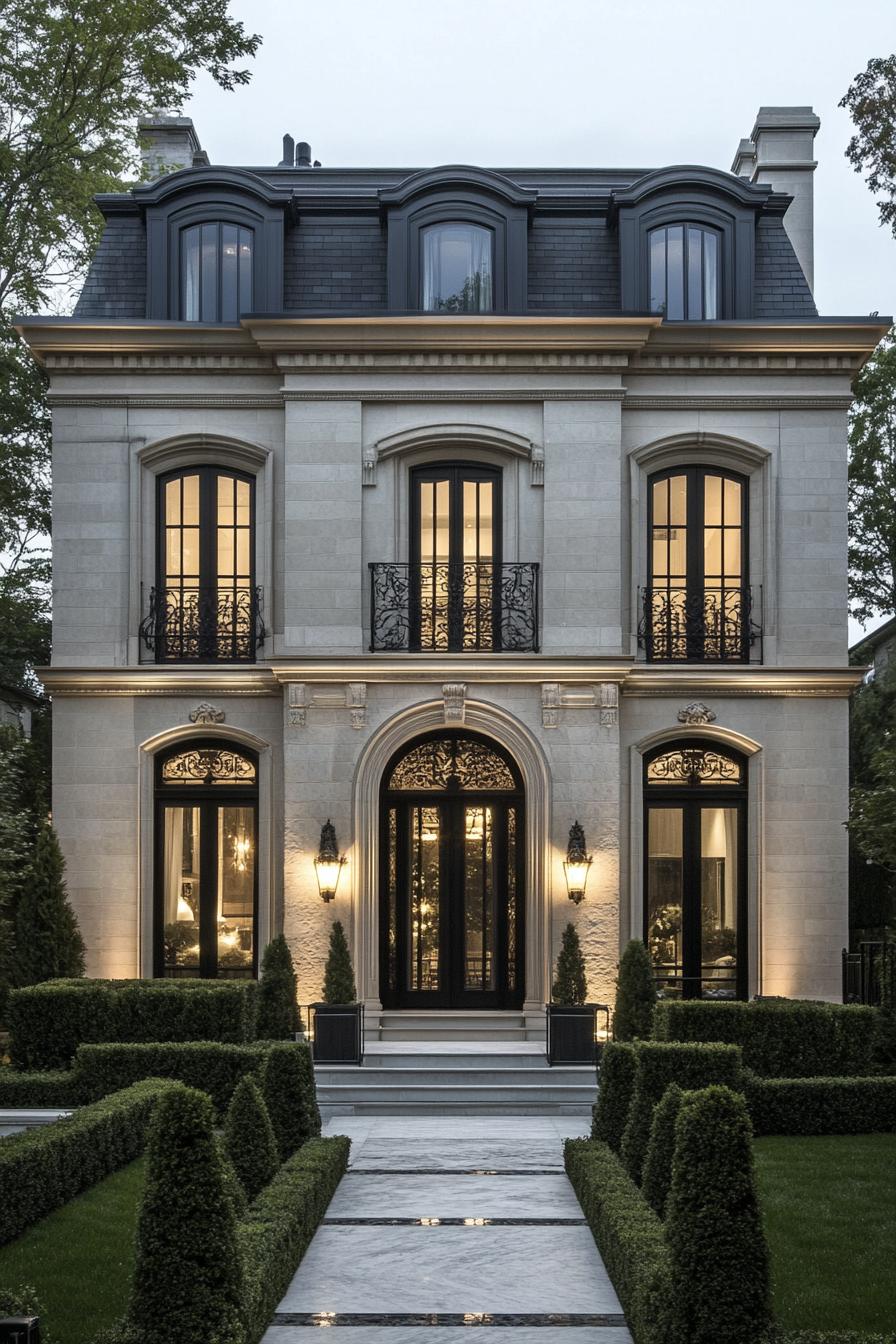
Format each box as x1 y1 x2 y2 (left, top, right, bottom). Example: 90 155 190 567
296 141 312 167
751 106 820 138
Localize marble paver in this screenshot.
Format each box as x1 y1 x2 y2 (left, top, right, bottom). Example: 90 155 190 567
262 1116 631 1342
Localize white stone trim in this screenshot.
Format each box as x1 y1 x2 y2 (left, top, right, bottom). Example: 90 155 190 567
136 723 274 978
349 698 552 1012
363 422 544 487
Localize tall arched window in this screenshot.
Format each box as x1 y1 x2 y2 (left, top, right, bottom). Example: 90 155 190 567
644 741 747 1000
144 466 261 662
421 223 494 312
643 466 751 662
648 223 720 320
181 222 253 321
154 741 258 978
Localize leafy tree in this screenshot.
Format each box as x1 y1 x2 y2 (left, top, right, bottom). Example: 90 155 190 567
322 920 357 1004
222 1074 279 1201
613 939 656 1041
841 56 896 239
13 820 86 984
0 0 261 686
849 670 896 935
256 933 302 1039
551 922 588 1004
847 333 896 623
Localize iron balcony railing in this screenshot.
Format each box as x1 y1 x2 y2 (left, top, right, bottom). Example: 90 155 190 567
638 585 762 663
842 939 893 1006
140 585 266 663
369 561 540 653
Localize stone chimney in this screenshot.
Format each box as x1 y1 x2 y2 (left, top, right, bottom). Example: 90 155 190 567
731 106 820 292
138 114 209 181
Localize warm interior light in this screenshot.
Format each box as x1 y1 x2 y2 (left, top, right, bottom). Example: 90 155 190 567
563 820 593 904
231 833 252 873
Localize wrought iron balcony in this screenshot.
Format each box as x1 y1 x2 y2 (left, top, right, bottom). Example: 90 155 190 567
140 585 266 663
638 586 762 663
369 561 540 653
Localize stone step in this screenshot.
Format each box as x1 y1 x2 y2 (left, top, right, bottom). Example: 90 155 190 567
359 1049 552 1069
318 1082 596 1108
370 1009 545 1043
315 1065 591 1087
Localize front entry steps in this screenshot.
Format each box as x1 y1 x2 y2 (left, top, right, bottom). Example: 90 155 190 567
315 1041 597 1116
369 1009 545 1044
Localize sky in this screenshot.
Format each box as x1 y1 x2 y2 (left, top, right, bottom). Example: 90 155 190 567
184 0 896 642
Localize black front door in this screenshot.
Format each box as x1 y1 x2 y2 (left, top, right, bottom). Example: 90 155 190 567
380 733 524 1009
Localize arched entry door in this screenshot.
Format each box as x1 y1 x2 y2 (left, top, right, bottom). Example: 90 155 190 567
380 731 524 1009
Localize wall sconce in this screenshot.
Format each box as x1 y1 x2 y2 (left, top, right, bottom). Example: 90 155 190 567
314 819 346 902
563 820 592 904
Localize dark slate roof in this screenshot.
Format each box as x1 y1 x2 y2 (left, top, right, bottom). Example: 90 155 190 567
753 216 816 318
74 215 146 318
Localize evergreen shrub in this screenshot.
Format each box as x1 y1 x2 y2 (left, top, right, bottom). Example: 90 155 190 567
613 940 656 1041
321 921 357 1003
620 1040 743 1184
256 935 302 1039
591 1041 637 1150
223 1075 279 1201
129 1084 244 1344
745 1072 896 1136
263 1041 322 1161
653 998 876 1078
13 822 86 985
641 1081 684 1217
665 1085 771 1344
552 923 587 1004
565 1138 676 1344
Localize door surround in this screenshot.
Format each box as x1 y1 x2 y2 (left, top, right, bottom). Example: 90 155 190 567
350 698 551 1012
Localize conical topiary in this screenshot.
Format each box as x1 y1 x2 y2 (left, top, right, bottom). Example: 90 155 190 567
14 822 86 985
223 1074 279 1201
322 920 357 1004
641 1081 684 1217
261 1042 320 1161
613 939 656 1040
129 1084 243 1343
551 922 587 1004
256 934 302 1039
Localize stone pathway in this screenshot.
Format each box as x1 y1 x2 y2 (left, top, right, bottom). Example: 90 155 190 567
263 1115 632 1343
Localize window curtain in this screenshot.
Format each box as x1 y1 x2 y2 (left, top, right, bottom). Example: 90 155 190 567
164 808 184 923
422 225 493 312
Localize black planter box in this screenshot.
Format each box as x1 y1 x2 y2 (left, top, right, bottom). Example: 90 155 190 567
311 1002 364 1064
546 1003 598 1065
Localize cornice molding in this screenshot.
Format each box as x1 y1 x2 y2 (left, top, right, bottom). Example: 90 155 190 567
47 394 284 409
624 395 853 411
39 661 864 698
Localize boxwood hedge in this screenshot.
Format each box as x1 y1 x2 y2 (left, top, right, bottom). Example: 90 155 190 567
9 978 259 1070
591 1041 638 1151
745 1073 896 1136
653 999 876 1079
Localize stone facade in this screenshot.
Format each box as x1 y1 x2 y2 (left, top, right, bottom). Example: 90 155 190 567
23 107 886 1010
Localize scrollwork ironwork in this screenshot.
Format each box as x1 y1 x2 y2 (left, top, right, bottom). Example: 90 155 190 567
140 586 266 663
646 747 743 786
161 748 257 786
369 562 539 652
388 736 518 792
638 586 761 663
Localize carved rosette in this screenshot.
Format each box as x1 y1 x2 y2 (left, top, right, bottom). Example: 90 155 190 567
677 701 717 725
188 702 225 725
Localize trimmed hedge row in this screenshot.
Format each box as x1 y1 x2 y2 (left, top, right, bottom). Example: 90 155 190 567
239 1135 351 1343
9 978 260 1070
565 1137 676 1344
777 1334 896 1344
591 1041 638 1151
653 999 877 1078
0 1078 178 1246
0 1066 81 1107
620 1041 743 1183
745 1074 896 1136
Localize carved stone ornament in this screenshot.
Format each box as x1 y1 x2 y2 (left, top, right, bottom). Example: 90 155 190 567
347 682 368 729
188 702 225 725
599 682 619 727
677 701 717 725
541 682 561 728
442 683 467 724
288 683 307 728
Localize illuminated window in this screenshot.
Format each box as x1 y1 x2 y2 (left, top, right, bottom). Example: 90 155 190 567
182 223 253 322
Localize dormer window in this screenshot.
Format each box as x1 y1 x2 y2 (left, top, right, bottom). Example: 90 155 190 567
422 223 494 313
649 224 719 320
182 223 253 322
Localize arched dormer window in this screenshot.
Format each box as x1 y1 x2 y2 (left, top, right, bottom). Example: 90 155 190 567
181 222 253 321
381 167 535 312
648 223 719 321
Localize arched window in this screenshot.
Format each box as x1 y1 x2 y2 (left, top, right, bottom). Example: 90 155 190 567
181 222 253 321
144 466 261 663
649 223 719 320
644 741 747 1000
642 466 751 662
421 223 494 312
155 741 258 979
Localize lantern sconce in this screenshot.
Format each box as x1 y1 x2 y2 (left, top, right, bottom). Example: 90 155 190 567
563 820 592 904
314 819 346 902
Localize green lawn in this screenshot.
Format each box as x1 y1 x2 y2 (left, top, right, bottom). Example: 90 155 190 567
754 1134 896 1333
0 1154 145 1344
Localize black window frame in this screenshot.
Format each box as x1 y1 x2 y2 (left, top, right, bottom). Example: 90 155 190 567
647 221 722 321
179 219 255 323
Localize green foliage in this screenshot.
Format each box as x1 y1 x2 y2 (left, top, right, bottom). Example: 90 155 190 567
652 998 877 1078
262 1042 321 1162
9 977 259 1069
564 1138 677 1344
256 934 302 1039
745 1073 896 1136
0 721 49 1010
591 1041 638 1151
13 822 85 985
0 1285 44 1323
641 1082 684 1218
551 922 588 1004
841 59 896 241
0 1066 81 1107
613 940 656 1041
620 1040 743 1184
322 920 357 1004
73 1041 270 1115
666 1085 771 1344
0 1077 176 1246
223 1075 279 1202
238 1136 350 1343
846 333 896 623
129 1084 243 1344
